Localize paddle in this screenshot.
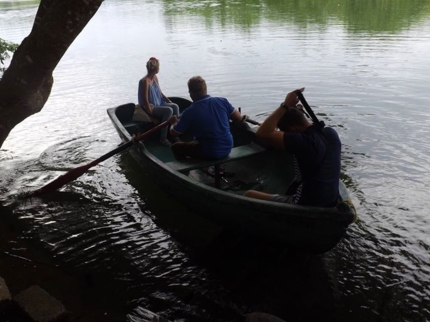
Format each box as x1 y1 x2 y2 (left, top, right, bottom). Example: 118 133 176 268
244 117 261 126
240 92 320 128
27 120 170 198
242 115 261 126
294 90 325 128
237 107 261 126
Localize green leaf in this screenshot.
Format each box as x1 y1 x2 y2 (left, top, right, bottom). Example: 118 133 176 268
0 38 19 71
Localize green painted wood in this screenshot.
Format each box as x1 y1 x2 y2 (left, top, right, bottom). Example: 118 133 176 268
107 97 357 254
165 142 266 172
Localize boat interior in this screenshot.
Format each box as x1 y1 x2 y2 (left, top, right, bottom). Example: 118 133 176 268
114 100 295 196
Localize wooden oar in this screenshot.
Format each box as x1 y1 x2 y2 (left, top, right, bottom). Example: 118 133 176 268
242 115 261 126
28 121 170 198
294 90 325 128
238 107 261 126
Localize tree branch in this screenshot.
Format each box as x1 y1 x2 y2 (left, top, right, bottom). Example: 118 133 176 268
0 0 104 148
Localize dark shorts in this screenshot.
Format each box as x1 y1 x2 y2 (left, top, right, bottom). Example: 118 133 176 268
170 141 205 159
269 194 296 204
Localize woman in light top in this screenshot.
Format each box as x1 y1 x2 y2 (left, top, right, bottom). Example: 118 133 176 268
138 57 180 147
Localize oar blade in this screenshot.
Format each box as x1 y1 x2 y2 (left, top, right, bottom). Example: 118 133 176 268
30 163 93 197
25 120 170 199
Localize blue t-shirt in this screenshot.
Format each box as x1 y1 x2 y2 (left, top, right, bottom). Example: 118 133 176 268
284 126 341 207
173 95 235 159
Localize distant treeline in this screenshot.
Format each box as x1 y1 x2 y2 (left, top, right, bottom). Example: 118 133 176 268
161 0 430 33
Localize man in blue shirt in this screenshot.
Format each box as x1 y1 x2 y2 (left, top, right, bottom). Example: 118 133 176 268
244 88 341 207
170 76 243 160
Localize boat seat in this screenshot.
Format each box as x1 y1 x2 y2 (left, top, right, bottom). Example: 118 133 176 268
116 102 158 135
122 121 153 135
166 142 266 172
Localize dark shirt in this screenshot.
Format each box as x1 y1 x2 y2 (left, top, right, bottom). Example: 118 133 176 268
283 125 341 207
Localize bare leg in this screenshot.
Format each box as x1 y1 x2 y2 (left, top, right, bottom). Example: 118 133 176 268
244 190 273 201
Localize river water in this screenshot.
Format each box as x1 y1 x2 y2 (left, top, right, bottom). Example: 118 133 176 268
1 0 430 321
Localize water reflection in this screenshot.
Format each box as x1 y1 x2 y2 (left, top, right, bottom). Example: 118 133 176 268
3 0 430 34
161 0 430 33
0 1 39 10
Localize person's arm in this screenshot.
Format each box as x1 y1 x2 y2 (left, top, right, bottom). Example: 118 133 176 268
230 109 243 122
256 88 305 150
224 98 242 122
168 116 179 137
170 126 180 138
140 79 160 124
155 76 172 103
140 78 153 114
256 106 287 150
162 93 172 103
170 111 188 137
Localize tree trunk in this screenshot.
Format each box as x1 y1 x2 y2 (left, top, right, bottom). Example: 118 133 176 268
0 0 104 149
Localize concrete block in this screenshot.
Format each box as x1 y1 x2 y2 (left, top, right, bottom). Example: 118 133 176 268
246 312 286 322
0 276 12 302
134 307 170 322
14 285 67 322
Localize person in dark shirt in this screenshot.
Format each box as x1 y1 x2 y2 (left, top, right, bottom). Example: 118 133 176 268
244 88 341 207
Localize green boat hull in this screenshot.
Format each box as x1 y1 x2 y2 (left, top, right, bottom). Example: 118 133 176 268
107 97 356 254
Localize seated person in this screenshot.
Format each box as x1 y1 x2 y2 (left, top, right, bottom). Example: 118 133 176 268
244 88 341 207
138 57 180 147
169 76 242 160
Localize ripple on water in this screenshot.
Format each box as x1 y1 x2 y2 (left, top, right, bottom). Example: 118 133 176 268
2 1 430 321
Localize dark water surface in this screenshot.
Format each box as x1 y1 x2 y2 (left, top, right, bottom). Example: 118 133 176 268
1 0 430 321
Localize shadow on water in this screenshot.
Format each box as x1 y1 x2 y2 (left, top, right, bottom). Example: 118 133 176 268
4 139 428 321
118 152 338 322
1 151 339 322
3 110 428 321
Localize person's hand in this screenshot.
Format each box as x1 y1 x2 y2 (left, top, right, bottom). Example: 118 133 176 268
168 115 179 125
283 87 305 108
150 116 160 125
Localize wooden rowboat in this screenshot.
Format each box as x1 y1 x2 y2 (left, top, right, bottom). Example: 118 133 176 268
107 97 357 254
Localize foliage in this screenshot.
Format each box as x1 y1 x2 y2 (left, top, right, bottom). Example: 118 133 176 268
0 38 18 71
162 0 430 34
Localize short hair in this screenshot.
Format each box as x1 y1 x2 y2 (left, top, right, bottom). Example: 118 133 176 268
188 76 207 96
277 106 308 132
146 57 159 72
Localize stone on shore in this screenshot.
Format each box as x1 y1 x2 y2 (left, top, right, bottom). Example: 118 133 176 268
134 307 170 321
0 276 12 304
246 312 287 322
14 285 67 322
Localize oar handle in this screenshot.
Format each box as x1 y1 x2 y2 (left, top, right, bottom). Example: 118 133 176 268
242 115 261 126
294 90 325 128
134 120 170 142
246 118 261 126
97 121 170 163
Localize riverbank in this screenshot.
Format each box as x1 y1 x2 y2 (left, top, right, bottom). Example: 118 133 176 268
0 205 128 321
